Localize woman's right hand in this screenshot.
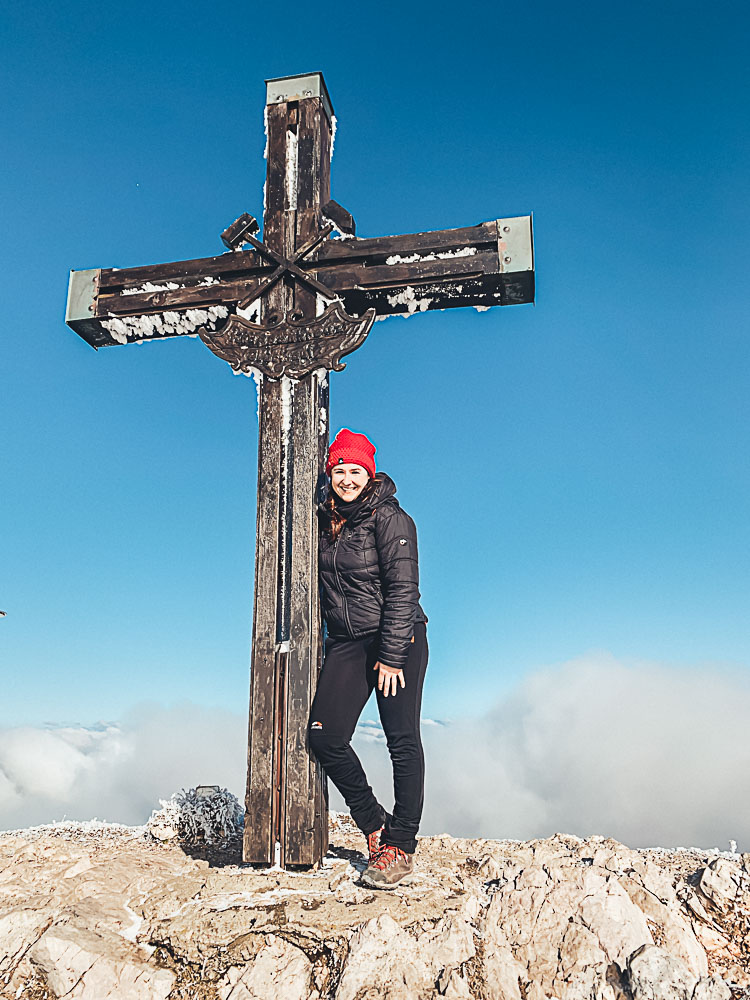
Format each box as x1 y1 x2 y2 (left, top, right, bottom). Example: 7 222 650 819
374 661 405 697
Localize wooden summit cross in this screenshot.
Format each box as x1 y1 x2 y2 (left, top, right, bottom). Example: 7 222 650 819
65 72 534 868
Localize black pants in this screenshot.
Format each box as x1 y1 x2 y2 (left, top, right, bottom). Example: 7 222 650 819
308 621 428 854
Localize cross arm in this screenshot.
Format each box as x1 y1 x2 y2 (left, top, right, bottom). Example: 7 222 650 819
65 216 533 349
315 216 534 318
65 252 267 349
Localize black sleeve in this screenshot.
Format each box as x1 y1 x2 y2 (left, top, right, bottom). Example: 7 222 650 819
374 505 420 669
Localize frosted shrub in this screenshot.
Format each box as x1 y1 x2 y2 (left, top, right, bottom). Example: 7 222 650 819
147 787 243 845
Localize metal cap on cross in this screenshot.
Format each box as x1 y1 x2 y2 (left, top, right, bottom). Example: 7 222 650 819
64 72 534 868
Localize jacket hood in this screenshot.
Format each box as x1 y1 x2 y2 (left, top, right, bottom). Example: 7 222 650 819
369 472 397 504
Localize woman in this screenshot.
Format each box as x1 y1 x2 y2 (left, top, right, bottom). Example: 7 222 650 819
309 428 429 889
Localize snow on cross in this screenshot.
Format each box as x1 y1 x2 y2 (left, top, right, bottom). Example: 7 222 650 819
64 71 535 869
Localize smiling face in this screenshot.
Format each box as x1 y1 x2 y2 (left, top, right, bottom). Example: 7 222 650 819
330 463 370 502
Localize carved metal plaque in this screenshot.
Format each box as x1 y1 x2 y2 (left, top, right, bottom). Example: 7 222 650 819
199 302 376 379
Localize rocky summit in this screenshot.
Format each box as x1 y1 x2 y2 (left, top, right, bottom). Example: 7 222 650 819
1 813 749 1000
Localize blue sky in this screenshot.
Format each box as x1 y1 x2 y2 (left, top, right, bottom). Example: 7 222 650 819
2 0 748 737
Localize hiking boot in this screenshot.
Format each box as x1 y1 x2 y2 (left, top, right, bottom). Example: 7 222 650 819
366 825 384 866
361 844 415 889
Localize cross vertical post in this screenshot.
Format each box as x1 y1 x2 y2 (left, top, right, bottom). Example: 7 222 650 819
245 77 337 866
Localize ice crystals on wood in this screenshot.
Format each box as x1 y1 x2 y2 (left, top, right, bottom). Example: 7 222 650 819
102 305 228 345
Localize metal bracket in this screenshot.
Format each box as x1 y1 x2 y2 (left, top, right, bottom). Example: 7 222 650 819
265 72 334 122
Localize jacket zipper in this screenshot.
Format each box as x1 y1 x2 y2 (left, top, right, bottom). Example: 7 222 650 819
333 531 354 635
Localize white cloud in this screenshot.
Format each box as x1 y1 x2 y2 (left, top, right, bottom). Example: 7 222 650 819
0 703 246 831
2 654 749 850
344 652 750 851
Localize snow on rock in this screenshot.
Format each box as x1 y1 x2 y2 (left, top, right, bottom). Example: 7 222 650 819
146 787 243 846
0 818 145 841
102 305 228 345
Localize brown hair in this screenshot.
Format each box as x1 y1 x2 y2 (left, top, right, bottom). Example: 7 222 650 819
324 476 382 542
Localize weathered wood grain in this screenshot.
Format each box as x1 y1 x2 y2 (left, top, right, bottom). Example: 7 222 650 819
315 220 499 261
312 371 330 864
265 102 288 228
284 373 323 865
292 99 319 322
95 251 498 319
96 278 260 316
244 377 283 865
244 91 333 867
95 219 498 293
280 97 331 866
98 252 268 288
317 249 497 288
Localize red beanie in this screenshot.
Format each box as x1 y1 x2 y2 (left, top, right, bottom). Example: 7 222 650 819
326 428 377 479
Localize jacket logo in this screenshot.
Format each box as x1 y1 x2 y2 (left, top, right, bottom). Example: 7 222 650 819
311 721 323 730
399 538 407 545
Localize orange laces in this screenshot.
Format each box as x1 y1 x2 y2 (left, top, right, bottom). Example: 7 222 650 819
371 844 407 870
367 829 381 855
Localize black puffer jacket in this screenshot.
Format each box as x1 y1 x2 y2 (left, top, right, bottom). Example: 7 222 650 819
318 473 428 670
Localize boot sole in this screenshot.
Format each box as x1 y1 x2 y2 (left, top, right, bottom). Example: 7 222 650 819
361 872 416 890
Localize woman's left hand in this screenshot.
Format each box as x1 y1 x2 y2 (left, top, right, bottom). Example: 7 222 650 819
374 661 405 697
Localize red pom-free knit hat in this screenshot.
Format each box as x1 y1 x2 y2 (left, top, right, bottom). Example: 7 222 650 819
326 428 376 479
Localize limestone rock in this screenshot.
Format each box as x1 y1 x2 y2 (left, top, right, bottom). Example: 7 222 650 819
29 923 174 999
692 977 732 1000
0 907 51 975
62 855 94 879
481 920 526 1000
482 857 650 998
619 865 708 978
438 967 474 998
334 909 473 1000
424 911 475 971
699 857 746 913
477 855 504 881
0 821 743 1000
693 923 731 953
626 943 698 1000
218 936 312 1000
336 913 428 1000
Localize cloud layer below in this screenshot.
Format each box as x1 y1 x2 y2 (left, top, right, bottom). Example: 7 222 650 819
2 653 748 850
